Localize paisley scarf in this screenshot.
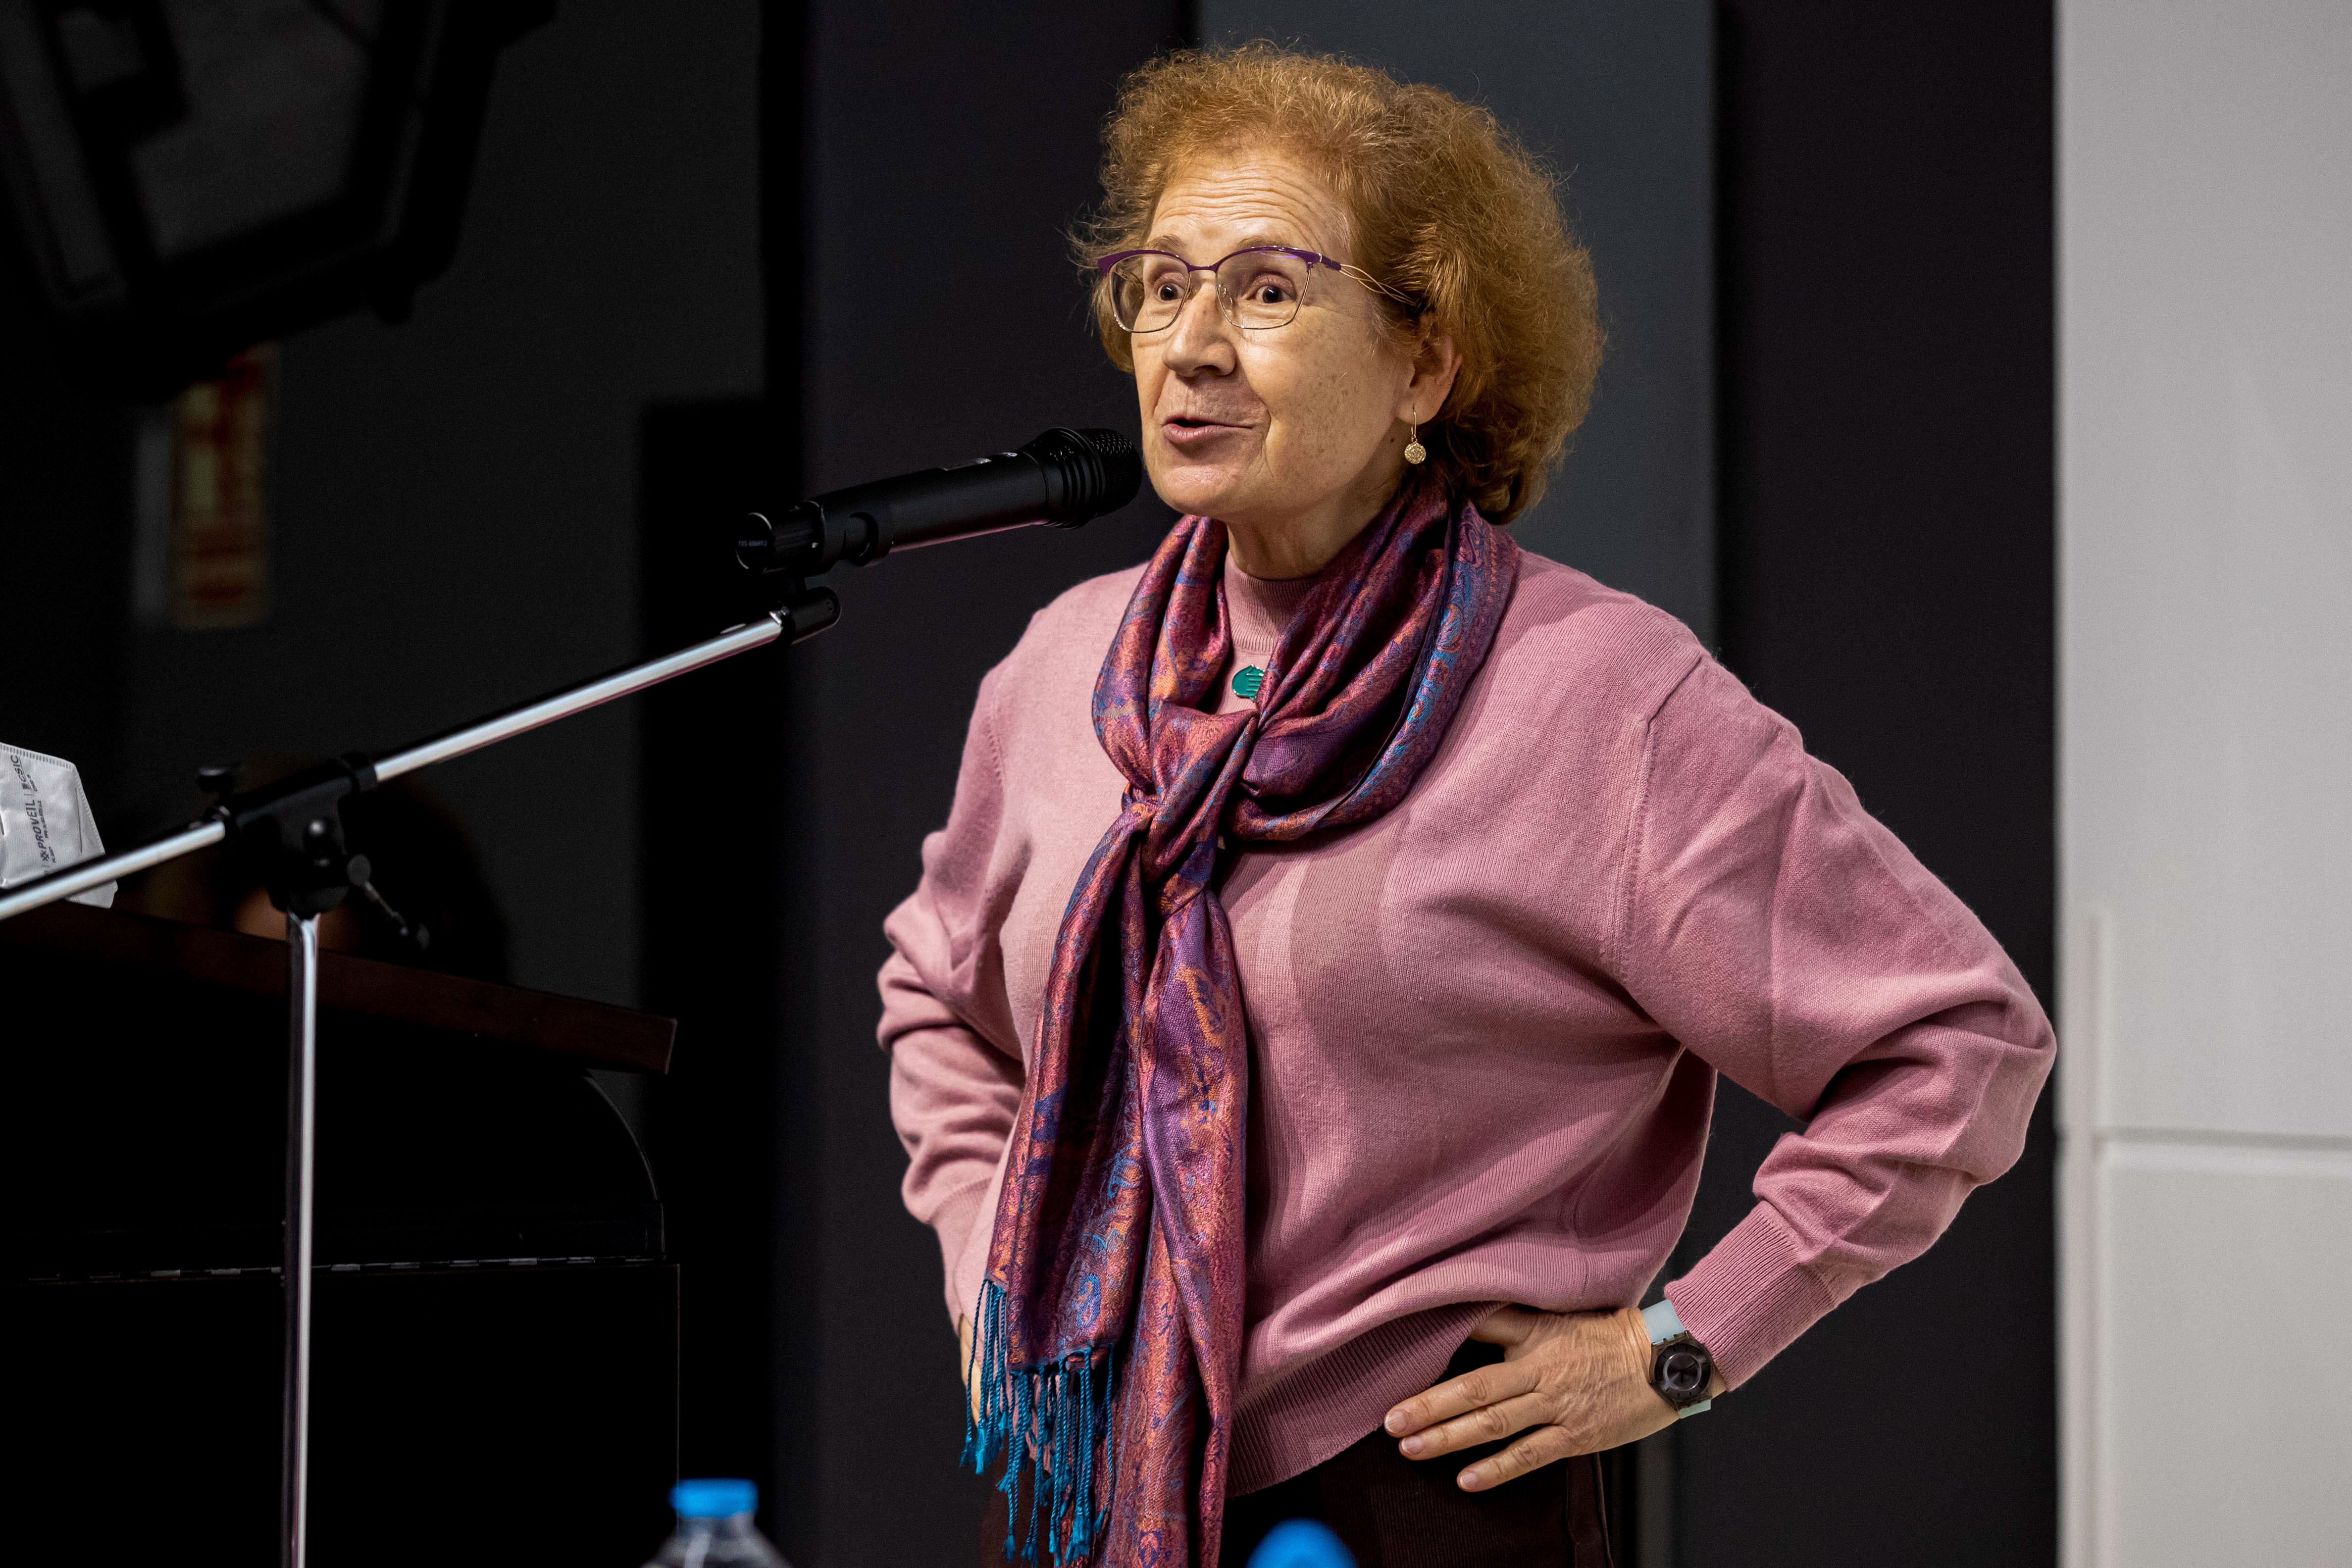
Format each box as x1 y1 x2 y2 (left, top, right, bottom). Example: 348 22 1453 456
964 488 1519 1565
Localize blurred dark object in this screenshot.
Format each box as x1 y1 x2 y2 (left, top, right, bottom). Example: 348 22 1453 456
4 897 668 1277
0 0 552 398
159 341 275 626
4 898 676 1562
119 756 512 981
23 1266 678 1567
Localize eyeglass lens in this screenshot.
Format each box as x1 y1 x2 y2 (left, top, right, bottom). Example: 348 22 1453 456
1108 250 1311 332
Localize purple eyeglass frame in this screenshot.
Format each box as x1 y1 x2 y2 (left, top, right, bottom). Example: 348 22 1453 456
1092 244 1379 331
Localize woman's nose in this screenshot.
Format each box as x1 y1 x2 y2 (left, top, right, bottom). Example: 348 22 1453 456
1161 279 1236 374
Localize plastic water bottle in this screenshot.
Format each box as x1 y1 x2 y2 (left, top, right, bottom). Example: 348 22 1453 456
1247 1518 1355 1568
642 1478 791 1567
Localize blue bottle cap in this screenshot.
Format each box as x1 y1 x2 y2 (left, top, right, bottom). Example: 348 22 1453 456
1247 1518 1355 1568
670 1478 757 1518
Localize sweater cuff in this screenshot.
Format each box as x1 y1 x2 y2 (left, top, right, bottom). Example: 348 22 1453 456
1664 1205 1838 1390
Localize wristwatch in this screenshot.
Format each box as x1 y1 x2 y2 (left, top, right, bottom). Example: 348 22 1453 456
1641 1300 1715 1417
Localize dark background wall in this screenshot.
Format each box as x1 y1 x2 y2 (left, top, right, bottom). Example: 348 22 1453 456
1679 4 2056 1565
3 299 133 813
7 1 764 1019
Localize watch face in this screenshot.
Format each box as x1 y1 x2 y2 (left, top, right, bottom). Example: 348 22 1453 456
1656 1344 1712 1406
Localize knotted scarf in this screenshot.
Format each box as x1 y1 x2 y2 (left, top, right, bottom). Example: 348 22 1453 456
964 488 1519 1565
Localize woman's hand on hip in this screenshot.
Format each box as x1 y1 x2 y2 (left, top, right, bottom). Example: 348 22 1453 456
1382 1305 1702 1492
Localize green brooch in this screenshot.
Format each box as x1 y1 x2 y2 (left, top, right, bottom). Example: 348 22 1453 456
1232 665 1265 700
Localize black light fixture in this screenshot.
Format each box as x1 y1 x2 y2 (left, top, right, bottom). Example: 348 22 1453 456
0 0 550 397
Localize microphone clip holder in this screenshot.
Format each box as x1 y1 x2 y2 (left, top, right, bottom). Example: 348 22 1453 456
200 755 381 920
746 552 844 646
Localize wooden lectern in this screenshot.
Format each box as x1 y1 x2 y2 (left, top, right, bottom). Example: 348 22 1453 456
5 901 680 1565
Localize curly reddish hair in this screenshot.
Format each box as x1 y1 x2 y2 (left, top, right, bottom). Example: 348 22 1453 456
1076 43 1602 524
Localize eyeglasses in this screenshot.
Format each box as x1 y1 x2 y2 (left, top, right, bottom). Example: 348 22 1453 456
1093 245 1388 334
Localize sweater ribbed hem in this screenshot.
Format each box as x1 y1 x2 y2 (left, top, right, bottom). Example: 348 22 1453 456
1664 1205 1838 1390
1226 1302 1497 1496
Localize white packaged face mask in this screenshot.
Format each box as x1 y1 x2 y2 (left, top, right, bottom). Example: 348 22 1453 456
0 744 116 908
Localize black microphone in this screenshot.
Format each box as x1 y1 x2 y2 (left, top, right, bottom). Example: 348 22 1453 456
737 426 1142 578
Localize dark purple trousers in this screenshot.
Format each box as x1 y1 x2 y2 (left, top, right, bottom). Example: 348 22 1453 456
981 1340 1616 1567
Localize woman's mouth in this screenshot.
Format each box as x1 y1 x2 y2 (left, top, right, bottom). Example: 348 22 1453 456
1161 415 1249 450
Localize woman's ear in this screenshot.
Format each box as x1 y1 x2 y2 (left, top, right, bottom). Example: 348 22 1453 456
1404 332 1463 421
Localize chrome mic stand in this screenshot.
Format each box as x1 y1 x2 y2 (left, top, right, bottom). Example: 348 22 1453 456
283 912 318 1566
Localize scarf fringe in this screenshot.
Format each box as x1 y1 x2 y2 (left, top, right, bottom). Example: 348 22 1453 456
962 1281 1121 1564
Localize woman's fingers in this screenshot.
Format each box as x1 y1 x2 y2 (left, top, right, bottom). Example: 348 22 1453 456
957 1314 982 1421
1390 1306 1678 1485
1468 1304 1537 1346
1395 1390 1552 1459
1383 1360 1540 1437
1458 1423 1578 1492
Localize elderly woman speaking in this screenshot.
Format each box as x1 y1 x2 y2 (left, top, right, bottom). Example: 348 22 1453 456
880 45 2052 1568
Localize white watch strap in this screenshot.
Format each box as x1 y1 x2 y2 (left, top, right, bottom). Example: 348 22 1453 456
1641 1299 1713 1417
1641 1299 1687 1345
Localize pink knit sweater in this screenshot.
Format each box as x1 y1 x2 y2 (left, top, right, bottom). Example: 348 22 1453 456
878 547 2053 1496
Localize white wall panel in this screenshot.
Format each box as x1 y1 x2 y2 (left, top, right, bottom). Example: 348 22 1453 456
2061 0 2352 1143
2095 1145 2352 1565
2062 0 2352 1563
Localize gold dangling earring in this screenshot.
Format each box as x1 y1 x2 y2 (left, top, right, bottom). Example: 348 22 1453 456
1403 412 1427 466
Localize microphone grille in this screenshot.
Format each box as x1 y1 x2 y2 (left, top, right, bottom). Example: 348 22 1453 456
1021 426 1145 526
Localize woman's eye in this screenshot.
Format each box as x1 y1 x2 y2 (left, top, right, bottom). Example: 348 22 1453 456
1252 281 1294 304
1154 282 1182 301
